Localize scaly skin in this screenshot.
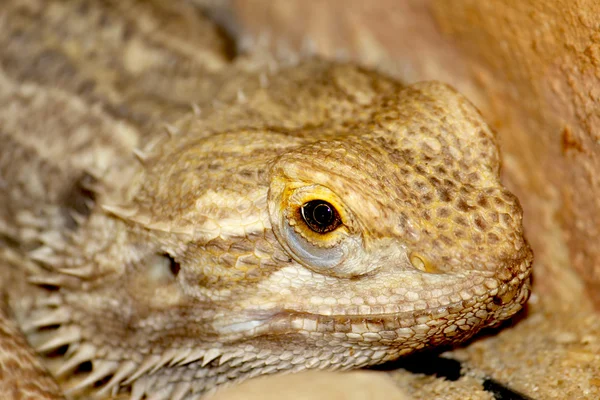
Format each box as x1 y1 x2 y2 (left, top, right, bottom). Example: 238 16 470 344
0 1 533 399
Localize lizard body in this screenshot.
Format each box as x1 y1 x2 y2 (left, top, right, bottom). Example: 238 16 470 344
0 0 533 399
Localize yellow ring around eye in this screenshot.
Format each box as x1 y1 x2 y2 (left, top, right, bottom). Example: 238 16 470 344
282 185 350 247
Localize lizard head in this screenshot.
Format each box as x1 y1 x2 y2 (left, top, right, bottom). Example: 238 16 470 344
23 64 532 398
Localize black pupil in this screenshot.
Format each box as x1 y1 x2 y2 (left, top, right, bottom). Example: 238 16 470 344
301 200 339 233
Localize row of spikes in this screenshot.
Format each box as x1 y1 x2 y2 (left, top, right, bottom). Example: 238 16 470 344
28 311 254 399
129 87 254 167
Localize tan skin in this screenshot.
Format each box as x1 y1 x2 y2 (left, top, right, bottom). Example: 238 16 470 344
0 1 532 398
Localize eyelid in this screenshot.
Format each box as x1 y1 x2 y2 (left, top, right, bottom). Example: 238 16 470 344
280 220 345 269
268 181 365 276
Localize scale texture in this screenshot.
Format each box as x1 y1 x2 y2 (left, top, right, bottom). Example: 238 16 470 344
0 0 533 399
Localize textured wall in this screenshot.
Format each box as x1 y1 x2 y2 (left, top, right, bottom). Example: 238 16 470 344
232 0 600 310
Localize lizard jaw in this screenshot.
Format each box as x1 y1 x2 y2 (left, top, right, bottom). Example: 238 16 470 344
19 268 529 400
19 248 530 400
209 249 532 363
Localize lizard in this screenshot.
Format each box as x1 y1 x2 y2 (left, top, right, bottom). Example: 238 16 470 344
0 0 533 399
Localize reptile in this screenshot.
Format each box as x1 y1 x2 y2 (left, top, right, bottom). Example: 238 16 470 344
0 0 533 399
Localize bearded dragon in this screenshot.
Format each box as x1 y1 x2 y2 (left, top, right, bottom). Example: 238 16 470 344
0 0 533 399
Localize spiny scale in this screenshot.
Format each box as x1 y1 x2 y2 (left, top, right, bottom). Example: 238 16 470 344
236 89 247 103
164 123 180 136
56 343 97 376
130 376 150 400
38 231 66 250
123 355 162 385
191 102 202 116
95 360 137 397
218 351 238 366
27 273 75 289
170 381 193 400
65 360 119 394
201 348 222 367
28 245 61 265
132 148 149 164
168 348 193 367
68 209 88 226
149 349 181 375
146 385 175 400
20 307 70 333
35 325 81 353
56 265 95 278
179 348 207 366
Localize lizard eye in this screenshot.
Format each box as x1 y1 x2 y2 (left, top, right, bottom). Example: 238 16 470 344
300 200 341 233
268 182 364 275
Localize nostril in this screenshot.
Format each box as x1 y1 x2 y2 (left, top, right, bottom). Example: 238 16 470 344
494 285 519 306
409 252 440 273
410 253 427 272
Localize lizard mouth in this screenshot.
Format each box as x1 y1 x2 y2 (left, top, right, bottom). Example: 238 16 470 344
217 265 532 342
22 254 530 399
